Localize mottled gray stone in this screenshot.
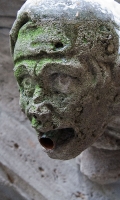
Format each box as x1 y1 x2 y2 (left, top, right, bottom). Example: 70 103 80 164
0 28 81 200
10 0 120 185
1 0 120 200
0 28 120 199
79 147 120 184
10 0 120 161
0 19 81 200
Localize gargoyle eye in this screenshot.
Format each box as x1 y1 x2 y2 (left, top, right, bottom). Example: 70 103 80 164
21 77 36 97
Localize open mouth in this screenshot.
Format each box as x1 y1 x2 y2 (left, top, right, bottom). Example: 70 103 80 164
38 128 75 150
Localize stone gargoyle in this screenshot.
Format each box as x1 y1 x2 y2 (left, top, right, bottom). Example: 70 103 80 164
10 0 120 184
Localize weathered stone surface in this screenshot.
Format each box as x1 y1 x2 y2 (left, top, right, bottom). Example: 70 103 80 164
79 147 120 184
10 0 120 161
0 5 85 199
0 24 81 200
1 0 120 199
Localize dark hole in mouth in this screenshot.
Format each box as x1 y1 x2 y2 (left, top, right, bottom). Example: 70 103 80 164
39 128 75 150
40 138 54 149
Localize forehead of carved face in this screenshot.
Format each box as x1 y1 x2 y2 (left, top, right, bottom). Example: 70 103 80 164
14 19 118 62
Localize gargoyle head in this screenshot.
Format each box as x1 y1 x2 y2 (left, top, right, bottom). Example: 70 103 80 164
10 0 120 159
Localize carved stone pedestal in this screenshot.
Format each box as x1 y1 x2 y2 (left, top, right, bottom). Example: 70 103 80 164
78 147 120 184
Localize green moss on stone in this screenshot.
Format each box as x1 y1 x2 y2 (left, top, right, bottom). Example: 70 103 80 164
35 58 62 75
14 21 71 61
31 117 39 128
82 37 87 44
14 60 37 78
18 22 44 41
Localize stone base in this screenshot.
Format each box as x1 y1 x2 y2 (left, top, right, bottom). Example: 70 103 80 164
77 147 120 184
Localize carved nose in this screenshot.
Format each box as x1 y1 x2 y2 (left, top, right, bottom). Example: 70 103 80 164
36 105 51 123
29 103 52 123
33 86 44 104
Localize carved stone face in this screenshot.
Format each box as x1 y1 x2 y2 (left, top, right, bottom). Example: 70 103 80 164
12 0 120 159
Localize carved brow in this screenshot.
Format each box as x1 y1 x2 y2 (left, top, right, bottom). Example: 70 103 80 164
39 63 81 79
